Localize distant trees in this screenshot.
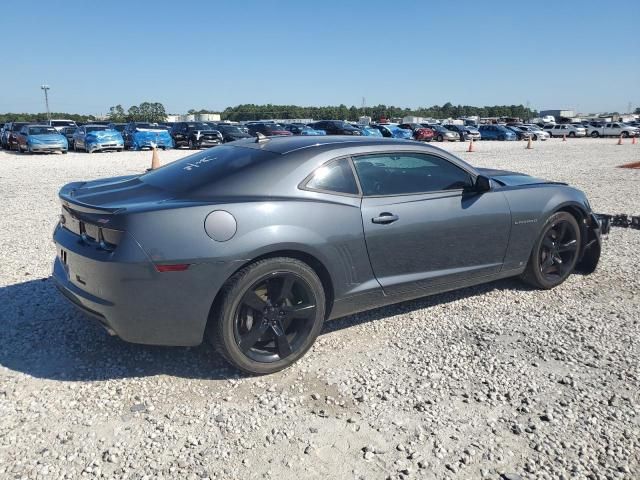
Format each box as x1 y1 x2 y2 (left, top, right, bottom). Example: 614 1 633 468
0 112 96 123
220 103 537 122
107 102 167 123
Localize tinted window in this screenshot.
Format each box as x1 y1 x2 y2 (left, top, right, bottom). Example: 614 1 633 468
353 153 472 196
141 145 276 193
304 158 358 195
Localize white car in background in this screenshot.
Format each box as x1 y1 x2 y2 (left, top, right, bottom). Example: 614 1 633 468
521 124 550 140
587 122 639 138
543 124 586 138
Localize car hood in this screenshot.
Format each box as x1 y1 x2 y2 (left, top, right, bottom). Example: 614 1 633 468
86 130 123 141
476 168 563 187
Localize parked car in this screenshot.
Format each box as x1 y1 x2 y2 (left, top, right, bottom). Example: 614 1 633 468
444 124 481 141
16 124 68 154
108 123 127 136
60 126 78 149
520 125 550 140
123 123 174 150
3 122 30 150
52 136 604 374
543 124 586 138
374 124 413 139
429 124 459 142
48 119 78 132
283 124 326 136
587 122 638 138
246 123 292 137
398 123 435 142
73 125 124 153
506 125 533 140
357 125 383 137
170 122 223 149
213 124 253 142
1 122 11 149
308 120 361 135
478 124 517 141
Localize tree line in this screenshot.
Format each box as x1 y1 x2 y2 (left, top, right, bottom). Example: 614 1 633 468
0 112 96 123
107 102 167 123
220 102 538 122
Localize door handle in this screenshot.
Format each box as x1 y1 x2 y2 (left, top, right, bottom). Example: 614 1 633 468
371 213 399 224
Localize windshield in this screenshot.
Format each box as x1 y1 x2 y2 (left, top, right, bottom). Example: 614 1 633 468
141 145 276 193
51 120 76 127
265 124 287 132
86 126 109 132
29 126 58 135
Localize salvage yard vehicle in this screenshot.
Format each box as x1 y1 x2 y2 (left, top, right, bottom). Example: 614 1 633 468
73 125 124 153
478 124 517 141
444 124 481 141
16 124 68 153
398 123 435 142
60 126 78 149
506 125 533 140
170 122 223 149
429 124 459 142
544 124 586 138
283 124 326 136
246 122 292 137
3 121 29 150
374 124 413 139
521 124 549 140
308 120 362 135
587 122 638 138
213 124 253 142
48 119 78 132
123 122 173 150
52 136 604 375
357 125 383 137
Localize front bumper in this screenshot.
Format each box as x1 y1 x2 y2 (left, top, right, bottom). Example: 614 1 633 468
29 143 67 152
88 142 124 152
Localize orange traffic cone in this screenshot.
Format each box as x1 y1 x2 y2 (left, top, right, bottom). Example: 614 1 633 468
151 145 160 170
467 139 474 152
617 134 623 145
633 136 637 145
562 134 567 142
526 136 533 149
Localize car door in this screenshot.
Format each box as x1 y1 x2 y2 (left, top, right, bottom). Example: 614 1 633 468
354 151 511 295
76 127 85 148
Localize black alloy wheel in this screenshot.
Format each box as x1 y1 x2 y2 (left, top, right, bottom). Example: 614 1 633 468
211 257 326 375
522 211 581 289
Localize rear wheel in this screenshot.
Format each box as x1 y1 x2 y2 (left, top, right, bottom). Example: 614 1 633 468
569 131 576 137
521 212 581 289
436 134 443 142
621 131 629 138
591 131 599 138
210 257 326 375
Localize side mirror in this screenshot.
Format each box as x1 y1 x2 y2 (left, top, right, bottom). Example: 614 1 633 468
474 175 491 193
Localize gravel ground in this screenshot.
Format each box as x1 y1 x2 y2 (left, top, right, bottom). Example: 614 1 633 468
0 138 638 480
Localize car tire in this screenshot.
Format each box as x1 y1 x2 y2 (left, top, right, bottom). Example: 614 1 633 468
591 131 599 138
85 145 91 153
188 139 195 150
521 211 581 290
209 257 326 375
436 135 443 142
498 135 505 141
569 132 576 138
621 131 629 138
533 134 538 140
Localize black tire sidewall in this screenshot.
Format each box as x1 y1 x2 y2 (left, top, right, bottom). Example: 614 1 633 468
213 257 326 375
525 212 581 289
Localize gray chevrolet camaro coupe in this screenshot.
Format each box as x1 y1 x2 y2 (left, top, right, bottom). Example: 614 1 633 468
53 136 603 374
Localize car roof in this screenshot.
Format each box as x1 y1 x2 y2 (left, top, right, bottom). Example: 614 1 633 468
232 135 424 154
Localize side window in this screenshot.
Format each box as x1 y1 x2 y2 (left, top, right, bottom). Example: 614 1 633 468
303 158 359 195
353 153 472 196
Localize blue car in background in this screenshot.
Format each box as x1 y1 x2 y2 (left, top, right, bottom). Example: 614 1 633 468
72 125 124 153
123 122 173 150
478 124 517 141
374 124 414 139
357 125 383 137
299 126 326 136
15 125 68 154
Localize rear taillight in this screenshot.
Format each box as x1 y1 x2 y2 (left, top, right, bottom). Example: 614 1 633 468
60 206 123 250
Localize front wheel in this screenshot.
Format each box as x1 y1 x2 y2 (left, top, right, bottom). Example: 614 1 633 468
591 131 599 138
436 135 443 142
621 131 629 138
569 131 576 137
210 257 326 375
521 212 581 289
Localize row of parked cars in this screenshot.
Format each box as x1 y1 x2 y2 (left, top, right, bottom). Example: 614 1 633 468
3 117 639 155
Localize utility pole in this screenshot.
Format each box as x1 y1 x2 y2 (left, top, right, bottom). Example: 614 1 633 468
41 84 51 121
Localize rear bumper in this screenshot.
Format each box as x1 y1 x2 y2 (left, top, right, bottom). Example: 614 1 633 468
51 223 230 346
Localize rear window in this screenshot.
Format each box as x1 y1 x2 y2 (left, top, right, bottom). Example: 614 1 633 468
51 120 76 127
141 145 276 193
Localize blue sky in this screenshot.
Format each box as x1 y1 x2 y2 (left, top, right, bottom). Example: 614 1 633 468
2 0 638 115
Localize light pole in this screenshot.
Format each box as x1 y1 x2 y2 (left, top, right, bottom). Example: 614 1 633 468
41 84 51 122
